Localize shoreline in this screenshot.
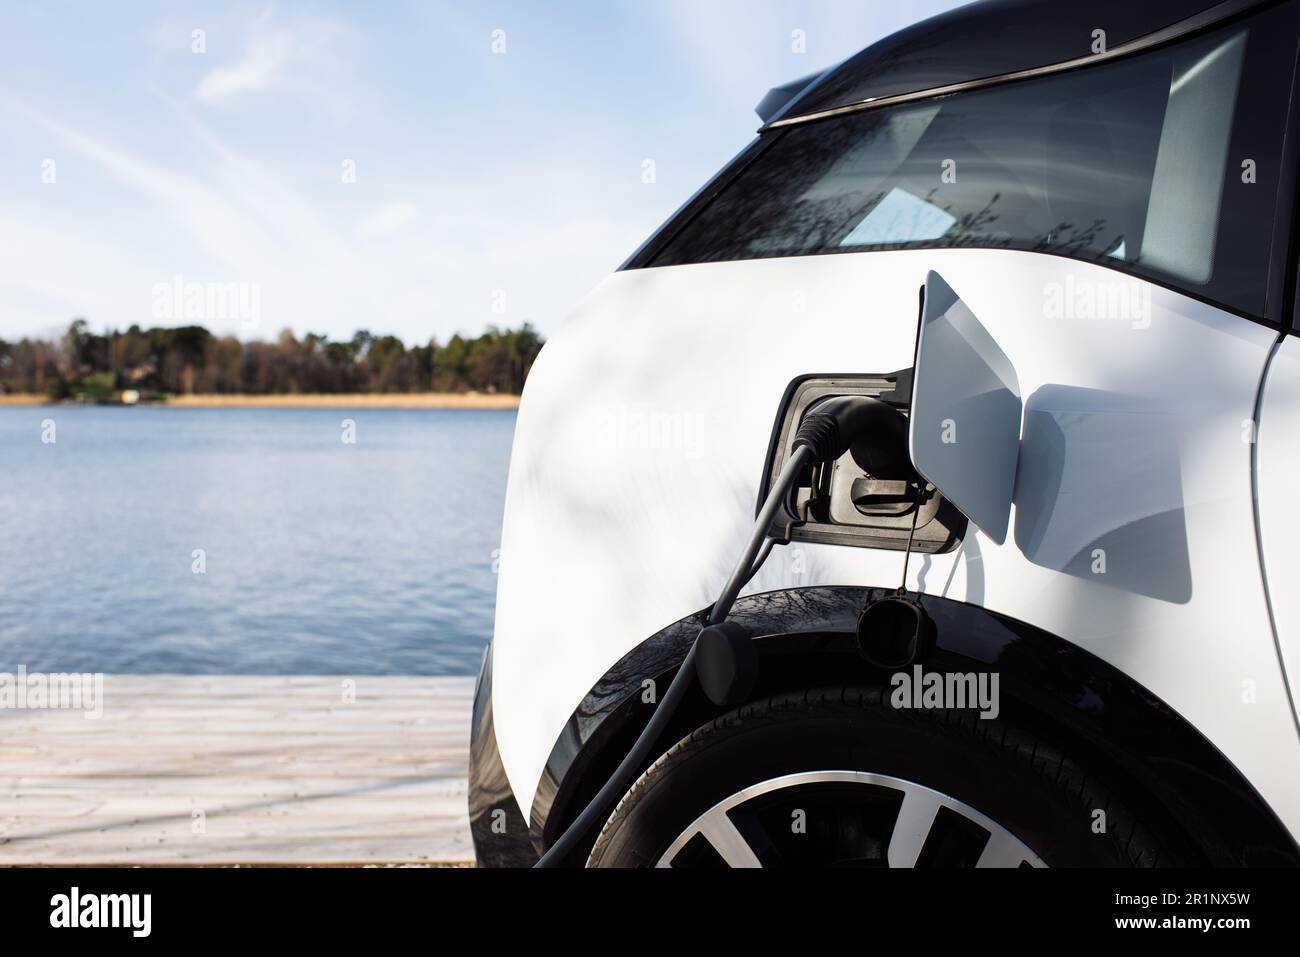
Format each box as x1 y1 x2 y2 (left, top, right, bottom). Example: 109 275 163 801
0 392 519 410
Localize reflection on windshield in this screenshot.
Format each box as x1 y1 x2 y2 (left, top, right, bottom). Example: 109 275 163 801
840 186 957 247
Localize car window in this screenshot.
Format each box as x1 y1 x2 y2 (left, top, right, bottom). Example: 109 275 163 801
643 7 1298 317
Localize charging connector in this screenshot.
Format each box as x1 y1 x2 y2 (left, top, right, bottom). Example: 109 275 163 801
794 394 909 476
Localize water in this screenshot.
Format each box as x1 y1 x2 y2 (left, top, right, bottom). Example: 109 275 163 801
0 407 514 675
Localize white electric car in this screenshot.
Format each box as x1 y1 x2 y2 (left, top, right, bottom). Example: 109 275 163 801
471 0 1300 866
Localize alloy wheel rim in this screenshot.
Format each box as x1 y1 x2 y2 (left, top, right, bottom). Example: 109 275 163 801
655 770 1047 868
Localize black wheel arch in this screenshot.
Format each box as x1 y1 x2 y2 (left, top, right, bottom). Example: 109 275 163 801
473 586 1300 867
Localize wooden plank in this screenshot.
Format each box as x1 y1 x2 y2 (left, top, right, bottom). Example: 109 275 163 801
0 675 477 865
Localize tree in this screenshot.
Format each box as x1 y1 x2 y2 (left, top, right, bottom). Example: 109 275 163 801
0 321 543 397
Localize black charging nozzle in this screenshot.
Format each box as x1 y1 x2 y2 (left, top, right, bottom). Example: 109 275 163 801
534 393 922 867
792 394 910 475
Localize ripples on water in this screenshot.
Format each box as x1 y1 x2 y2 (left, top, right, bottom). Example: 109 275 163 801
0 407 513 674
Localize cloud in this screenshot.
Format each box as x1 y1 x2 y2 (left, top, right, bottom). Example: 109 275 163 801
356 202 419 241
0 88 671 348
0 93 276 276
192 13 348 110
194 31 295 105
0 93 369 337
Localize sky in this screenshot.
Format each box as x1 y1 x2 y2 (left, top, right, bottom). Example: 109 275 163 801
0 0 965 346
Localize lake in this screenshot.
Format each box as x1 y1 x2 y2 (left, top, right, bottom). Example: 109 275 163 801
0 406 513 675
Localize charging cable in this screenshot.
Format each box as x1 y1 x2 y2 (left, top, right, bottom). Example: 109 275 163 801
535 395 902 867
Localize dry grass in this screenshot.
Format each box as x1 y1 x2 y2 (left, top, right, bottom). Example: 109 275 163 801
165 393 519 409
2 393 519 409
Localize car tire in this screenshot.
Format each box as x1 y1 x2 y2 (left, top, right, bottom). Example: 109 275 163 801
587 685 1176 867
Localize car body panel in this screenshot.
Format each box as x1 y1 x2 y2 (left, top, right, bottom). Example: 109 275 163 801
1256 336 1300 733
492 247 1300 838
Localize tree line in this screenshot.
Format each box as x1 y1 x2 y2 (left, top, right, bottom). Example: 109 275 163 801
0 320 545 399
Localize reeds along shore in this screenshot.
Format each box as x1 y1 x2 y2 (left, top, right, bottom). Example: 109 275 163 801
163 393 520 409
0 392 520 409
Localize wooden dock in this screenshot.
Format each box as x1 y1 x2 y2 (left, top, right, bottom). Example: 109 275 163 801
0 676 476 865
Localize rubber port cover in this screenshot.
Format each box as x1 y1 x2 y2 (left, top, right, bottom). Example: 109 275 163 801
695 621 759 707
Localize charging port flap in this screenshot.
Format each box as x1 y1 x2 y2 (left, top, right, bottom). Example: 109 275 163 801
909 271 1022 546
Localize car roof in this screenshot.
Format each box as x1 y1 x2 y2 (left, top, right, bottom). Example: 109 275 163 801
776 0 1232 124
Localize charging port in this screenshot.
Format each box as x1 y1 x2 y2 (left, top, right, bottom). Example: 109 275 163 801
760 372 966 553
